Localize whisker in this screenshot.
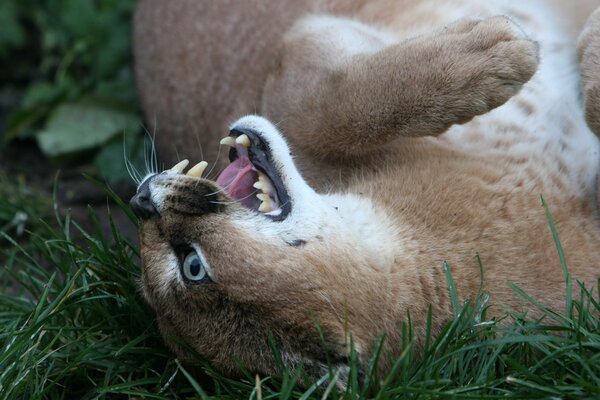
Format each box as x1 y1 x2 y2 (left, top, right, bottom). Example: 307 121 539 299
131 162 144 184
204 180 236 197
128 149 145 183
192 120 205 163
276 198 291 211
205 144 223 180
209 189 259 205
125 155 142 185
143 139 151 176
141 122 160 174
151 116 158 173
123 135 142 184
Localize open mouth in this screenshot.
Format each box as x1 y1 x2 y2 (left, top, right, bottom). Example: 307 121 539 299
216 129 291 221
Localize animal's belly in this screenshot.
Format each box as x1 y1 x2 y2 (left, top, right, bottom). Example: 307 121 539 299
441 31 599 199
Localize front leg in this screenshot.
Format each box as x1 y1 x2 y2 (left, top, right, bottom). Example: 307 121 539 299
578 7 600 137
263 16 538 159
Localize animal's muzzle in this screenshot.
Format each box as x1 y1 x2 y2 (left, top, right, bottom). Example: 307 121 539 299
130 176 159 220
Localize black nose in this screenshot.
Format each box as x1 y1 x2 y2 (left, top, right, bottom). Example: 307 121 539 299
129 177 158 220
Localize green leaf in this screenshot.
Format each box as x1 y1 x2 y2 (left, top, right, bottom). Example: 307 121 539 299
60 0 97 38
0 2 25 54
22 81 62 109
36 100 139 158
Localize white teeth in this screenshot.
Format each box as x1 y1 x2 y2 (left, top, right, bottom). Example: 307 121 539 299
254 172 279 214
235 134 251 148
171 159 189 174
257 192 274 213
253 181 265 191
258 199 273 213
256 193 270 202
253 172 273 193
220 137 236 147
187 161 208 177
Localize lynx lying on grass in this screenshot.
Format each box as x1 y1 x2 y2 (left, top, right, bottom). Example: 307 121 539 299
130 0 600 381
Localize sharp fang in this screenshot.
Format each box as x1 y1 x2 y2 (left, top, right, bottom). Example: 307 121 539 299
256 193 270 202
187 161 208 177
220 137 236 147
235 134 251 148
258 199 273 213
171 159 189 174
255 172 273 193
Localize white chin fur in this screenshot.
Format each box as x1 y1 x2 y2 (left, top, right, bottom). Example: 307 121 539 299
229 115 399 266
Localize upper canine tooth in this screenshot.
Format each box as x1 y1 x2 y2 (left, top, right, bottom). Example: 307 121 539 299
220 137 236 147
235 134 251 148
187 161 208 177
171 159 189 174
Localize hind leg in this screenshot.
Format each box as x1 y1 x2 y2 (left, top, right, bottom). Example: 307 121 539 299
578 7 600 137
262 15 539 160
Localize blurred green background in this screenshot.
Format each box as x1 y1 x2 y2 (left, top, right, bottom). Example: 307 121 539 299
0 0 144 184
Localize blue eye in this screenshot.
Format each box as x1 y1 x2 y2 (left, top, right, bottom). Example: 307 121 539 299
182 251 208 281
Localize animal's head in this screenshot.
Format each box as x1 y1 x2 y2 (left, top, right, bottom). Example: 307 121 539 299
130 116 401 380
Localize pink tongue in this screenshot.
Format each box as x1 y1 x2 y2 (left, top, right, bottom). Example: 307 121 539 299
216 157 259 209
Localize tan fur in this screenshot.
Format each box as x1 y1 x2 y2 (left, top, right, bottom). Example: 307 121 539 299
134 0 363 169
578 7 600 137
262 16 537 160
133 0 600 382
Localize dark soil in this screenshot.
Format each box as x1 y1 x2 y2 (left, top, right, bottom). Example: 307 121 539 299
1 139 139 244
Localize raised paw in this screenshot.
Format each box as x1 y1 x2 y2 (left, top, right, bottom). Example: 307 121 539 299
430 15 539 117
578 7 600 136
261 14 539 160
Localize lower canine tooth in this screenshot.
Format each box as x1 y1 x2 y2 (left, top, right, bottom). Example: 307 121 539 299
187 161 208 177
220 137 236 147
235 134 251 147
171 159 189 174
258 200 273 213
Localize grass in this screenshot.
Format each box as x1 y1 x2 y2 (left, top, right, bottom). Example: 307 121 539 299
0 176 599 399
2 2 598 397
